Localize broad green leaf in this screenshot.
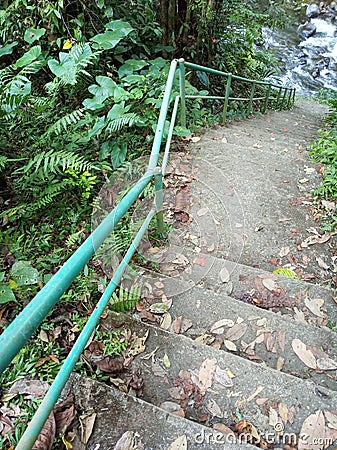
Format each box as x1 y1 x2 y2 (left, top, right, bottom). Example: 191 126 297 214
24 27 46 44
100 141 113 160
196 70 210 88
0 41 17 58
174 125 191 137
107 103 126 120
104 19 133 35
0 284 16 304
13 46 42 69
90 20 133 50
88 76 117 98
82 97 105 111
111 142 127 169
0 272 4 283
8 77 31 96
11 261 40 286
118 59 148 78
48 58 77 84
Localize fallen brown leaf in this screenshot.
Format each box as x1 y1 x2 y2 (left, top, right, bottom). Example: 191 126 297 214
95 357 124 375
226 323 247 341
292 339 317 369
79 409 96 444
198 358 217 394
298 410 325 450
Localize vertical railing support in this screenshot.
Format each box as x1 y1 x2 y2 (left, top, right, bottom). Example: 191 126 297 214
248 81 256 115
222 74 232 123
179 58 186 127
153 167 165 238
262 84 271 113
287 89 293 109
281 87 288 109
275 86 282 110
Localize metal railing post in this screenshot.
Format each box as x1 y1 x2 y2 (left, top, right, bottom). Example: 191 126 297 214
248 81 256 115
262 84 271 113
178 58 186 127
153 167 165 238
222 74 232 123
281 87 288 109
275 86 282 109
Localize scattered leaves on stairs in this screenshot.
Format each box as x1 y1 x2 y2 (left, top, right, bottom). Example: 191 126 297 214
298 410 325 450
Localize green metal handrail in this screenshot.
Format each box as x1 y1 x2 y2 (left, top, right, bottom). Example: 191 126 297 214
0 58 295 449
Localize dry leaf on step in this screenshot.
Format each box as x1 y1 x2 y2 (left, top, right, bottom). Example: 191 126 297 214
207 399 223 418
262 278 277 292
197 207 209 217
324 411 337 430
213 423 235 436
198 358 217 393
278 329 286 353
167 434 188 450
278 403 289 423
316 358 337 371
210 318 234 333
279 246 290 257
226 323 247 341
292 339 317 369
160 312 172 330
172 317 182 334
298 410 325 450
269 407 279 428
304 297 324 318
160 402 185 417
219 267 230 283
190 136 201 143
316 257 329 270
276 356 285 371
224 340 237 351
213 366 234 388
79 409 96 444
113 431 138 450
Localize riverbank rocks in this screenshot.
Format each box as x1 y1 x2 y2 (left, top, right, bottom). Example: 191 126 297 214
297 20 317 37
306 3 321 17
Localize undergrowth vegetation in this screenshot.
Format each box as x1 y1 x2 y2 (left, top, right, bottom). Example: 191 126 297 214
309 90 337 231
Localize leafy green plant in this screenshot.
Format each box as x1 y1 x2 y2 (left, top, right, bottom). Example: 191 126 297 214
109 285 141 312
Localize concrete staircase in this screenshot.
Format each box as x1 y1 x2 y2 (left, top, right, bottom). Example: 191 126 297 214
65 99 337 449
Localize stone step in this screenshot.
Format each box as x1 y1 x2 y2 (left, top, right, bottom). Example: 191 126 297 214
156 284 337 391
141 252 336 328
93 312 337 448
65 373 256 450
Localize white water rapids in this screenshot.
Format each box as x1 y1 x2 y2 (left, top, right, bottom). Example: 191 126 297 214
263 16 337 96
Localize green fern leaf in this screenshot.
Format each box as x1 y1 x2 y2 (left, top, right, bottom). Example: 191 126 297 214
47 109 85 136
109 285 141 312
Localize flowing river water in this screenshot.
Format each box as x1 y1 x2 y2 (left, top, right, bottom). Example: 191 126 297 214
263 10 337 96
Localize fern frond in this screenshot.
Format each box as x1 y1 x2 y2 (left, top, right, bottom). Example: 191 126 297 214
18 149 96 178
0 156 8 171
105 113 139 133
46 109 85 136
109 285 141 312
18 60 45 76
31 180 71 209
0 180 70 219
